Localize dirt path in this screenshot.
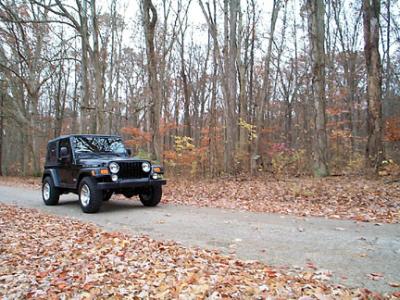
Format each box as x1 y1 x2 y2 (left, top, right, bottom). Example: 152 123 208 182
0 185 399 293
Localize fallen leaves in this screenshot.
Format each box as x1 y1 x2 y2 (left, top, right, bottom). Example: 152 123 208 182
368 273 385 281
0 176 41 189
163 177 400 224
389 282 400 288
1 204 397 299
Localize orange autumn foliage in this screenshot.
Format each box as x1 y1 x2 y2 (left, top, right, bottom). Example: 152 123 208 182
385 117 400 142
121 127 152 148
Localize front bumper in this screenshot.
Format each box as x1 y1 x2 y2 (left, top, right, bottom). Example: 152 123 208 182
97 178 166 190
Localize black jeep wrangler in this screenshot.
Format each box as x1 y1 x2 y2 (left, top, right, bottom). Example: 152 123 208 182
42 134 166 213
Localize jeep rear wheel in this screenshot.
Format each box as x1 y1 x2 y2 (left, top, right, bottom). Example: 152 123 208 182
139 185 162 207
79 177 103 213
42 176 60 206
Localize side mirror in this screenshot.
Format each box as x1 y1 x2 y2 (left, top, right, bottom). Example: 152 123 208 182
59 147 69 160
126 148 132 156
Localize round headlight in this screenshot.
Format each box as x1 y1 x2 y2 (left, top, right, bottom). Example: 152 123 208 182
109 162 120 174
142 162 151 173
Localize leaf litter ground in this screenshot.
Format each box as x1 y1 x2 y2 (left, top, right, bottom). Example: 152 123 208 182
1 204 399 299
163 177 400 224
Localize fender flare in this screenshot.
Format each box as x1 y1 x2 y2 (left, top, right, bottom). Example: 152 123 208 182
76 170 95 189
42 169 61 187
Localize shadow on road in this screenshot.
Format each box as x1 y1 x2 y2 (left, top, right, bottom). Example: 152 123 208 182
101 200 150 213
58 196 154 213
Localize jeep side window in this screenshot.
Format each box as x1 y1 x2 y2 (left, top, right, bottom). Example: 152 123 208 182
59 139 72 162
47 142 57 163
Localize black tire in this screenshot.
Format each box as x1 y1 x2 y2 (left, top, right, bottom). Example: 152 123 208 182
139 185 162 207
79 177 103 213
103 191 113 201
42 176 60 206
122 190 135 198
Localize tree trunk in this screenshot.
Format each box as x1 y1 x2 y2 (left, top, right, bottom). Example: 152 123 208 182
199 0 237 174
307 0 329 177
362 0 384 173
0 81 4 176
180 34 191 138
385 0 391 99
237 6 248 156
227 0 238 174
72 67 79 133
54 61 65 137
143 0 162 162
79 0 90 133
107 0 117 134
251 0 280 175
91 0 105 133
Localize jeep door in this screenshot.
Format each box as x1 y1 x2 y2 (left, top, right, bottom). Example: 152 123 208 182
58 138 76 188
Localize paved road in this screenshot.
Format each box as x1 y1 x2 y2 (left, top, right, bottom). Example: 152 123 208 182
0 185 399 293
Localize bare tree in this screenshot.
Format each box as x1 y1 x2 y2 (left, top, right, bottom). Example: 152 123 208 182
362 0 384 173
224 0 239 174
0 1 53 175
251 0 281 175
199 0 239 174
177 2 191 138
307 0 329 177
332 0 363 154
0 79 4 176
200 0 219 176
79 0 90 133
90 0 106 133
142 0 162 161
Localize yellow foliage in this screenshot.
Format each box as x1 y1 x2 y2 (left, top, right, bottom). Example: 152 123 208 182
271 149 307 176
238 118 257 141
174 136 195 152
163 136 206 176
380 159 400 176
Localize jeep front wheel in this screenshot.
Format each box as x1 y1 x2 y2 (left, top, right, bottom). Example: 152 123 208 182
42 176 60 206
79 177 103 213
139 185 162 207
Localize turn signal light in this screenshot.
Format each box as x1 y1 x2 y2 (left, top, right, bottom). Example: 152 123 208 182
153 167 161 173
100 169 109 175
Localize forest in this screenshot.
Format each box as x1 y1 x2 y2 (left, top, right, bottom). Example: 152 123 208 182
0 0 399 178
2 1 400 298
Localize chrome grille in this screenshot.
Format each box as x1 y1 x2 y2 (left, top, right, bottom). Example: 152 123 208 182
118 161 148 179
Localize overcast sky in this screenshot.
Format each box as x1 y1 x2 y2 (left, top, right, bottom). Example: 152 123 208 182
94 0 279 56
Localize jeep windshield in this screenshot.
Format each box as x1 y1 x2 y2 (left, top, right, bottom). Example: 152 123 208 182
72 136 127 156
